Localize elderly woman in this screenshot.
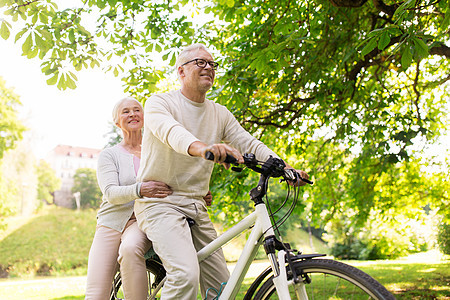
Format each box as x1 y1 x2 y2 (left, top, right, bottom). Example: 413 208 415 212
85 97 174 300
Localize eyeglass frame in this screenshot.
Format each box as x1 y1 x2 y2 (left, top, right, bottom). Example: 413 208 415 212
180 58 219 70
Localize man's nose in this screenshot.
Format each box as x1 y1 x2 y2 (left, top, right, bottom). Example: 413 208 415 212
204 62 213 69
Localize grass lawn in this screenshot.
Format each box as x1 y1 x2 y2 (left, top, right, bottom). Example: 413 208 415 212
0 253 448 299
0 206 449 299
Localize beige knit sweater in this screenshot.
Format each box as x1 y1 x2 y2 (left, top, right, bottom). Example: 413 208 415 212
136 90 277 206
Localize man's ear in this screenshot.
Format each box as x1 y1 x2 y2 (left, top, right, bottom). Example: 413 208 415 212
178 66 185 78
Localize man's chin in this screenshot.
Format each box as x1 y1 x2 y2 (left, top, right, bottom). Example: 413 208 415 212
199 83 213 93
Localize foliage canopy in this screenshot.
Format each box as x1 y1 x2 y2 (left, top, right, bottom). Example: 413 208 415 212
1 0 449 256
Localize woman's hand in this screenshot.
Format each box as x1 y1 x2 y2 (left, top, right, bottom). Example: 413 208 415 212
203 190 213 206
140 181 173 198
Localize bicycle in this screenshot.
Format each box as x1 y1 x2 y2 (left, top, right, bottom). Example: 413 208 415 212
111 153 395 300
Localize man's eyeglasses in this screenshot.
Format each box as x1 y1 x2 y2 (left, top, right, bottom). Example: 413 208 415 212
181 58 219 70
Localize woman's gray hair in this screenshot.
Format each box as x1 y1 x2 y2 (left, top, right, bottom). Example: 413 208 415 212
175 43 212 71
112 97 143 125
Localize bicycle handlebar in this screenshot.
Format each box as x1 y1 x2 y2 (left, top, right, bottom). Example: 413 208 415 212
205 151 313 185
204 151 238 164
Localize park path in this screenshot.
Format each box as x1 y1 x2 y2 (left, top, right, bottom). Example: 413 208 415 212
0 260 271 300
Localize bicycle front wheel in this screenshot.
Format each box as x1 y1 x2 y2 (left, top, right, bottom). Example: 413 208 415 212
252 259 395 300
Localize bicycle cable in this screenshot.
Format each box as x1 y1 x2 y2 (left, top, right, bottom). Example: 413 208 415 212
274 183 300 230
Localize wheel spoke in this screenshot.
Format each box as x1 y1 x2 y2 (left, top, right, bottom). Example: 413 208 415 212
249 259 394 300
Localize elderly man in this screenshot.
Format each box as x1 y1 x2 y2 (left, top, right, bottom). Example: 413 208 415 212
135 43 309 299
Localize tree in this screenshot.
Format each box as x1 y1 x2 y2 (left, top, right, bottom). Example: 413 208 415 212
0 139 38 220
36 160 61 205
0 77 26 160
207 0 449 253
2 0 449 255
71 168 102 209
437 222 450 255
104 121 122 148
0 77 27 227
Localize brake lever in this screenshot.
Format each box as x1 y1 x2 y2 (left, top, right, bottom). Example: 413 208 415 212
282 169 314 185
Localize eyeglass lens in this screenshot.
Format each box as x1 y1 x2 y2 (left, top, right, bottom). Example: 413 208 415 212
196 59 219 70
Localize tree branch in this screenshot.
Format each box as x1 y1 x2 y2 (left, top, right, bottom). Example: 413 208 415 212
348 36 402 81
372 0 399 16
243 96 313 128
329 0 368 8
430 44 450 58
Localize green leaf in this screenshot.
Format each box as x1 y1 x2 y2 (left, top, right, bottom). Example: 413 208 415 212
22 33 33 54
38 28 52 41
0 20 11 40
361 38 377 56
69 71 78 82
66 75 77 90
170 52 176 66
47 74 58 85
39 12 49 24
27 46 38 58
412 37 428 58
378 31 391 50
15 28 27 42
226 0 235 7
401 46 413 69
57 74 66 90
441 11 450 31
69 30 75 43
34 33 46 51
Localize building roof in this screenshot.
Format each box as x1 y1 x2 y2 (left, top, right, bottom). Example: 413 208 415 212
52 144 102 158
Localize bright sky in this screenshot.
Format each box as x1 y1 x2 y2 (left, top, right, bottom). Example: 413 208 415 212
0 37 127 158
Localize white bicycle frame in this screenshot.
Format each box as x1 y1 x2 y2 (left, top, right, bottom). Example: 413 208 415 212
149 201 306 300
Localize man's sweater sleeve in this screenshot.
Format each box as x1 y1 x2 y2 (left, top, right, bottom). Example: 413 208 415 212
145 95 199 155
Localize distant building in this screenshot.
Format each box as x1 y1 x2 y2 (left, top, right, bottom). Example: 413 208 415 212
46 145 102 208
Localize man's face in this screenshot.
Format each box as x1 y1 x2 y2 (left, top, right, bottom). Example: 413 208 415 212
180 49 216 93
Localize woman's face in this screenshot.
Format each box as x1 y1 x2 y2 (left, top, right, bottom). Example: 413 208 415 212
116 99 143 132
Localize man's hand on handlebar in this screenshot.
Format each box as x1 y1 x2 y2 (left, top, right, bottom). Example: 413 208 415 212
188 141 244 169
283 161 311 186
289 169 310 187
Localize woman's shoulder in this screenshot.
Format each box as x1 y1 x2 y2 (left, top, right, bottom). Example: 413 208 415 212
98 144 124 159
101 144 121 153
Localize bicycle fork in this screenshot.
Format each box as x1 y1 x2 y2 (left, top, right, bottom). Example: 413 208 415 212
265 239 309 300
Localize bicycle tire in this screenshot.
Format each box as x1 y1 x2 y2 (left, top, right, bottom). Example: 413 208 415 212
110 258 166 300
251 259 395 300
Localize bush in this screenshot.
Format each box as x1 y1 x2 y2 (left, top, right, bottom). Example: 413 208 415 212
437 223 450 255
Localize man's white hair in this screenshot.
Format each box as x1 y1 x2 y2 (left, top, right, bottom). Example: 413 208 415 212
175 43 212 71
112 97 143 125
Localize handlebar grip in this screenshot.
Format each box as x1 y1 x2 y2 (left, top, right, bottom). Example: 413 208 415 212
285 169 313 185
205 151 238 164
300 177 313 185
